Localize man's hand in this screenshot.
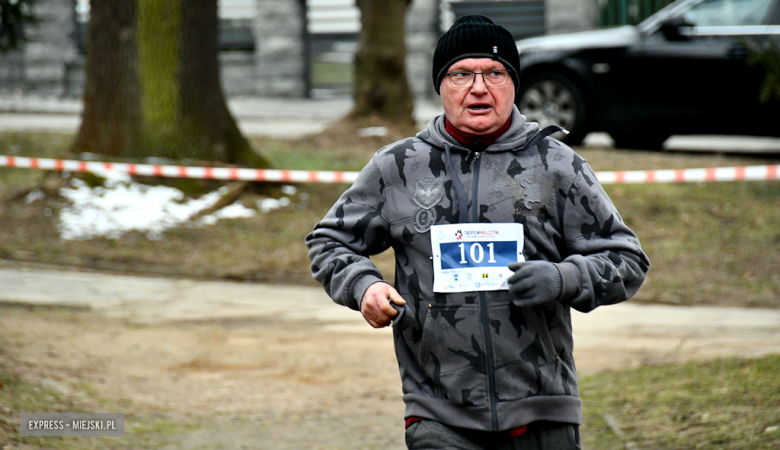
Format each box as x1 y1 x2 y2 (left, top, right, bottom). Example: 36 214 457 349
361 282 406 328
507 261 562 307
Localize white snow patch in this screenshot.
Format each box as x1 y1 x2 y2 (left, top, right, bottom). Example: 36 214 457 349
257 197 291 213
357 126 388 137
25 190 45 203
59 171 229 240
56 170 300 240
201 202 256 225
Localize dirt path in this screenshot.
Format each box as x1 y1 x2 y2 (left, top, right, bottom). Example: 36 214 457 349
1 308 405 449
1 266 779 449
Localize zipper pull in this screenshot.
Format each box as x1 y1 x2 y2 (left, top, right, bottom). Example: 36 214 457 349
474 152 481 160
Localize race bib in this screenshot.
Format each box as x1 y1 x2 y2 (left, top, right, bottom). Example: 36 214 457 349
431 223 524 293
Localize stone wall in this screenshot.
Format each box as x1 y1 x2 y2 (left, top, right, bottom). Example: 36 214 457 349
58 53 257 99
406 0 441 101
0 51 25 92
218 52 259 97
253 0 308 97
0 0 78 96
0 0 273 99
546 0 599 34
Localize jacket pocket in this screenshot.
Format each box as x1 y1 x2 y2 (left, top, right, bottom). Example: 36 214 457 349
418 302 489 406
490 302 565 400
533 306 566 395
535 307 558 363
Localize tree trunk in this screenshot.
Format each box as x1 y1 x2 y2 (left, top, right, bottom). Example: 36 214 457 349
70 0 141 157
71 0 268 168
352 0 414 127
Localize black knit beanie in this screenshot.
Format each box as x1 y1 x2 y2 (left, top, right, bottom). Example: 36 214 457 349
432 15 520 95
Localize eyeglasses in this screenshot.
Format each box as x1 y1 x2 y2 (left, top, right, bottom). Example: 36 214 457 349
445 70 512 89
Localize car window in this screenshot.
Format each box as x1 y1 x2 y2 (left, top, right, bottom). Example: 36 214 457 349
681 0 775 26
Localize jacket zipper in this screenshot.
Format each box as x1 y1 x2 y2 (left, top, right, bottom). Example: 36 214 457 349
470 151 499 431
537 310 562 384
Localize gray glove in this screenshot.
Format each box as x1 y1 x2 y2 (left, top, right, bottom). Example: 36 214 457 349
389 299 417 332
507 261 563 308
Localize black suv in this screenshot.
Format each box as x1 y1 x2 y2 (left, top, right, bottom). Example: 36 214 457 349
515 0 780 149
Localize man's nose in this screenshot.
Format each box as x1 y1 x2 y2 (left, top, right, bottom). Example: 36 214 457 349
470 73 488 93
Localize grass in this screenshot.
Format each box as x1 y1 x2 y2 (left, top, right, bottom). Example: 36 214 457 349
608 181 780 308
0 307 200 449
0 131 779 308
579 355 780 449
0 132 75 191
0 360 198 449
311 60 353 86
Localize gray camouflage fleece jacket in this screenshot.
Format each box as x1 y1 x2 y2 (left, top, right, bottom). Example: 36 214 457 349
306 106 649 432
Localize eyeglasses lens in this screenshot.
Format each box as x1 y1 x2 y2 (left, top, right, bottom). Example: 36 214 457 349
448 71 509 89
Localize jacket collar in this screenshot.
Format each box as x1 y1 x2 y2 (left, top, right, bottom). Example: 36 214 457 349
444 117 512 150
418 105 539 153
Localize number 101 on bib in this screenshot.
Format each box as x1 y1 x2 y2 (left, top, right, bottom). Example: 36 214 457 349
430 223 524 293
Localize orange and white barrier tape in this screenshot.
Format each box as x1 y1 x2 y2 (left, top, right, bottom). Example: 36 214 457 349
595 165 779 184
0 155 778 185
0 155 359 183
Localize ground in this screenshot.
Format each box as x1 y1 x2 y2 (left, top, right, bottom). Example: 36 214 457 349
2 285 779 449
1 306 406 449
1 131 779 449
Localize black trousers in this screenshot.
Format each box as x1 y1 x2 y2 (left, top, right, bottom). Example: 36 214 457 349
405 420 581 450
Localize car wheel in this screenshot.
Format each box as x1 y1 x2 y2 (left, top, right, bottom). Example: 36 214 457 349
517 73 588 146
610 132 670 151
